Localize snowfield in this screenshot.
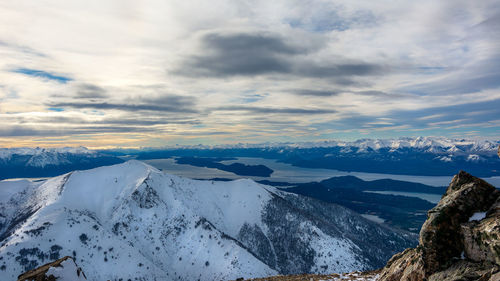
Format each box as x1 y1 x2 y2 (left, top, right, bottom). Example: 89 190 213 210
0 161 414 280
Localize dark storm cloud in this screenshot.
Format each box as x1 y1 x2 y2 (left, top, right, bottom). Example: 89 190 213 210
212 105 336 115
48 95 198 113
75 83 108 99
290 89 340 96
175 31 386 79
177 33 297 77
204 33 305 55
47 102 197 113
295 63 384 78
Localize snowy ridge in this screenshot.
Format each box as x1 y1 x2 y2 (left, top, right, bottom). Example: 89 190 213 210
0 161 415 281
0 147 97 168
136 136 499 154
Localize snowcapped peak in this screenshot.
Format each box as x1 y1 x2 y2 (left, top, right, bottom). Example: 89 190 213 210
175 137 499 155
0 161 414 281
0 146 109 169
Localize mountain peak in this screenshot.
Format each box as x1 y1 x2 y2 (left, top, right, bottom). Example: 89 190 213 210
0 161 414 280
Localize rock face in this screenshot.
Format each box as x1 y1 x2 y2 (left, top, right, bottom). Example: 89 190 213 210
420 171 499 273
378 171 500 281
17 256 86 281
461 197 500 265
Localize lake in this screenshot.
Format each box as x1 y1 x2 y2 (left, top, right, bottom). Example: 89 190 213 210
363 191 442 204
144 157 496 187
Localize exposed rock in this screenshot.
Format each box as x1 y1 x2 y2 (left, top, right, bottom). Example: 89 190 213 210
17 256 86 281
419 171 499 274
378 171 500 281
377 248 425 281
462 197 500 265
239 270 379 281
428 260 499 281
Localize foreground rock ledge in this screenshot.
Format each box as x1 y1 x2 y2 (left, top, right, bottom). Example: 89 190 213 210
17 256 86 281
377 171 499 281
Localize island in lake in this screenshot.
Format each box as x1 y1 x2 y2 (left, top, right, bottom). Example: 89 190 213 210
175 157 274 177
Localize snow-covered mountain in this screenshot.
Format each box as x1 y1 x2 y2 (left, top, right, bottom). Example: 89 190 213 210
0 147 96 167
294 136 498 156
0 161 415 281
135 137 499 155
0 147 123 180
342 137 499 155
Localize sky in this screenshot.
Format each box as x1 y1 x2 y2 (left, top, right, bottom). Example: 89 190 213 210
0 0 499 148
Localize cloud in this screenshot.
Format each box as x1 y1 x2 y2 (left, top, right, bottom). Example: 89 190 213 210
285 2 378 32
176 32 301 77
4 114 200 127
212 105 337 115
403 58 500 96
11 68 72 83
175 31 386 79
290 89 399 98
0 40 47 57
398 9 500 97
239 93 269 103
295 62 385 78
48 101 198 113
1 0 500 146
75 83 108 98
290 89 340 97
0 125 168 137
47 95 198 114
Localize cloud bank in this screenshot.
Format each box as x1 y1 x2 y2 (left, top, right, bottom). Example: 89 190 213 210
0 0 499 147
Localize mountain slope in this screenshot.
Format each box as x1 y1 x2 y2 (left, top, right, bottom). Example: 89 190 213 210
0 161 415 280
285 176 447 232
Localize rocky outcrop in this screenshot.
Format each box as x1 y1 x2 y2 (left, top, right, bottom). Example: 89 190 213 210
427 260 499 281
17 256 86 281
420 171 499 273
461 196 500 265
376 248 425 281
378 171 500 281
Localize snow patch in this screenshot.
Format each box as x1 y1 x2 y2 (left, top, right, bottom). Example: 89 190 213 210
46 259 86 281
468 212 487 222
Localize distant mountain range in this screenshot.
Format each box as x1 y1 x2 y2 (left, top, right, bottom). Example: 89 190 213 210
0 161 415 281
1 137 499 180
127 137 500 177
0 147 123 180
123 136 499 153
